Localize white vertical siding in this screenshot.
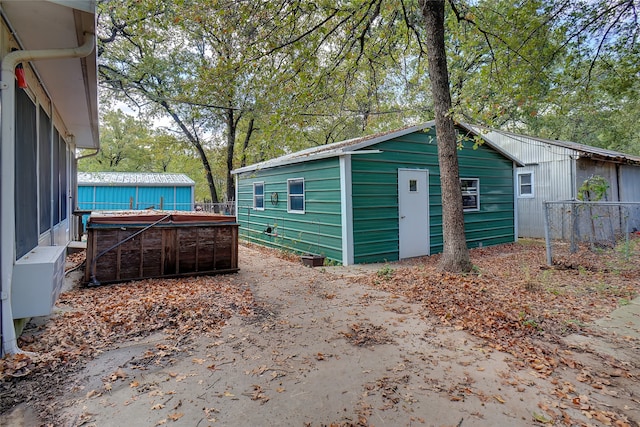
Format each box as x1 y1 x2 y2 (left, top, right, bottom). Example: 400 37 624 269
575 159 619 201
619 165 640 202
482 131 577 238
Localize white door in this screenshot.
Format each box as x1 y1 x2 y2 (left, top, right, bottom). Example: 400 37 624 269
398 169 429 259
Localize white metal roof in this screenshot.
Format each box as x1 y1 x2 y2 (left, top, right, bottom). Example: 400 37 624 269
78 172 195 187
232 121 523 174
0 0 99 149
475 126 640 165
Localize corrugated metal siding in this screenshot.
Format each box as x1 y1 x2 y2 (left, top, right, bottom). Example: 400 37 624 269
575 159 619 201
77 184 194 229
135 186 190 210
483 131 577 238
78 185 193 211
620 165 640 202
236 158 343 263
351 132 438 263
351 127 516 263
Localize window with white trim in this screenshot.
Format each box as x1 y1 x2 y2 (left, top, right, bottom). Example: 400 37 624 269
461 178 479 211
253 182 264 210
287 178 305 213
518 172 534 198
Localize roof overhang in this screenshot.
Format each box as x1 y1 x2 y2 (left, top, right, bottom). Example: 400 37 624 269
472 124 640 166
0 0 98 149
233 121 524 174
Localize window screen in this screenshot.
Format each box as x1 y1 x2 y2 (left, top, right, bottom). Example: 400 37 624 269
15 85 38 258
59 135 67 221
253 182 264 210
461 178 479 211
39 107 51 234
52 128 60 224
287 178 305 213
518 173 533 197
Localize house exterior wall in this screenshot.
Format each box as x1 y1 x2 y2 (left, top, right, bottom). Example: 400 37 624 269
1 21 75 258
1 0 99 355
482 131 577 238
351 127 515 263
235 158 344 263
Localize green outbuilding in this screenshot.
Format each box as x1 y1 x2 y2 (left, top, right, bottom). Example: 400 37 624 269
232 121 523 265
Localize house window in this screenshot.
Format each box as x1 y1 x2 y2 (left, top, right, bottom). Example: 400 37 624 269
409 179 418 192
518 172 534 198
253 182 265 210
461 178 479 211
287 178 305 213
15 83 38 258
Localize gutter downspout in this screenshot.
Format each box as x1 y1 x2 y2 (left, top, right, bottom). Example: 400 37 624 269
74 148 100 237
1 33 96 356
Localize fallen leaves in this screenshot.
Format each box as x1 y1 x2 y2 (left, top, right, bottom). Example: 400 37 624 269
248 384 270 404
340 323 394 347
0 263 258 420
354 239 639 426
1 273 256 387
167 412 184 421
355 240 639 378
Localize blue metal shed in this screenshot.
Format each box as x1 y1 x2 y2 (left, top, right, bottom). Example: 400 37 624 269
77 172 195 224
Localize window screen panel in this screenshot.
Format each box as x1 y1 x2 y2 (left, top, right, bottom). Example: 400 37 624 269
59 136 67 221
39 107 52 233
52 128 60 224
15 85 38 258
288 179 305 212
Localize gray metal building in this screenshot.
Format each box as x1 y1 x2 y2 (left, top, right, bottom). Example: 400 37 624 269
476 127 640 238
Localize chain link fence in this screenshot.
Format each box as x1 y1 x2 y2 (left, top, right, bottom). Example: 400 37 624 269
543 201 640 265
194 201 236 215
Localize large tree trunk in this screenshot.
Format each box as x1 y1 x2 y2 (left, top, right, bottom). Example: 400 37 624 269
160 100 219 205
240 117 255 168
225 108 236 202
420 0 473 273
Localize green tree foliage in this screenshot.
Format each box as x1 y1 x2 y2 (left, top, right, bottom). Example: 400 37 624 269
95 0 639 271
79 110 153 172
444 0 639 153
79 110 212 200
97 0 435 201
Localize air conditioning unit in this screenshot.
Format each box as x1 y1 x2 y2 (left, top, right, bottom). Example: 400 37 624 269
11 245 66 319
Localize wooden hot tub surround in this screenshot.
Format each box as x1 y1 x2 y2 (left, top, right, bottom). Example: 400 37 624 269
84 212 239 285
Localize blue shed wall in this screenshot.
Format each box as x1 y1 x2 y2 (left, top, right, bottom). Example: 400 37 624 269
77 185 194 226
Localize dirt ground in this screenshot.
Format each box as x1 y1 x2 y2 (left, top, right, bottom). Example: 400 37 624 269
1 242 639 427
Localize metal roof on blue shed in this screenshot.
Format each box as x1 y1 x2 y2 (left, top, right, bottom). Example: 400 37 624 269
78 172 195 186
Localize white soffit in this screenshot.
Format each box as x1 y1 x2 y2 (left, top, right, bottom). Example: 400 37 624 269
1 0 98 149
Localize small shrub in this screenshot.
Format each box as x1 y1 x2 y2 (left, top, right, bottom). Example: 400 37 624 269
377 265 394 280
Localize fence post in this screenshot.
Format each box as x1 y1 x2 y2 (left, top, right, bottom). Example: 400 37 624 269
570 202 578 253
543 201 553 266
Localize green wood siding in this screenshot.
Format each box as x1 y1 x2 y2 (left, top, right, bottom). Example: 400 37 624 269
351 127 515 263
236 158 343 263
